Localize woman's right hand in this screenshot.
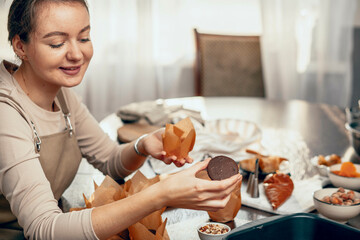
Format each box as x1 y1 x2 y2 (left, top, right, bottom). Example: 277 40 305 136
141 128 194 167
154 158 242 212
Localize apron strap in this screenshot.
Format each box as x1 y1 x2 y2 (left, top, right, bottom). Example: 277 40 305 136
0 88 73 151
0 92 42 152
56 89 69 115
56 89 73 136
0 92 31 124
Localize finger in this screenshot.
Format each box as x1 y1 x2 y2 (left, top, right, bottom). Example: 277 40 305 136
194 158 211 172
185 156 193 164
203 178 240 199
163 155 176 165
163 158 172 165
169 155 177 161
173 160 184 167
196 174 242 194
181 158 210 176
228 174 243 185
189 195 232 211
176 157 190 165
214 174 242 191
151 151 166 160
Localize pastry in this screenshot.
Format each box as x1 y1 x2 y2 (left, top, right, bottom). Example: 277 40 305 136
239 150 288 173
263 173 294 210
317 154 341 167
207 155 239 180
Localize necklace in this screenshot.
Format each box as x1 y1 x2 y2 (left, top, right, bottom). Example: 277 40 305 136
19 70 56 112
20 70 30 96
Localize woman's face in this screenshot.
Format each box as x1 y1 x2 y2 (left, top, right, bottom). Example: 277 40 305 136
23 1 93 89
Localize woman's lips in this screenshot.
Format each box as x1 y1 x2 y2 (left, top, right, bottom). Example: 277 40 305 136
59 66 81 75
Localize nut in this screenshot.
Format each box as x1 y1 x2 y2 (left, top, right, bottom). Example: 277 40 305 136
199 223 229 235
321 188 360 206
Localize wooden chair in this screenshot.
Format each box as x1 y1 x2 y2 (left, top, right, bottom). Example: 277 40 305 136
193 29 265 97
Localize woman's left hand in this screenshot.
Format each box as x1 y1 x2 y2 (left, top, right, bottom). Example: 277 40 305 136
141 128 193 167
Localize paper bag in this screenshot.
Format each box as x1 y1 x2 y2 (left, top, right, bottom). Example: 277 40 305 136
70 172 169 240
162 117 196 159
196 170 242 223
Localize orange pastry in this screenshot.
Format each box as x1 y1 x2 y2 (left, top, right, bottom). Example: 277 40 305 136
332 162 360 178
263 173 294 210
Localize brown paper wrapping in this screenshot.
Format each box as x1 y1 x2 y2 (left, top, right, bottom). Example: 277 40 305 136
70 172 169 240
196 170 242 223
162 117 196 159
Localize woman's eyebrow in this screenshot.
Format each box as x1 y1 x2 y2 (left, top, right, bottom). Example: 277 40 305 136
80 25 90 33
42 25 90 39
43 31 67 39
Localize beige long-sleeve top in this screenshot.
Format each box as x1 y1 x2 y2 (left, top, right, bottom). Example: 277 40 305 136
0 61 128 239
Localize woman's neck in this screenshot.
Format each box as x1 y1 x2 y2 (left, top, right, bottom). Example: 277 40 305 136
13 65 59 112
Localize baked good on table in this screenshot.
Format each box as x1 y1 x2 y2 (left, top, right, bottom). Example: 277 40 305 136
239 149 288 173
207 155 239 180
263 172 294 210
317 154 341 167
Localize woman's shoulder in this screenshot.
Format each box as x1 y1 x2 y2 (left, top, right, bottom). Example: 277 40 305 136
0 99 33 138
0 60 17 90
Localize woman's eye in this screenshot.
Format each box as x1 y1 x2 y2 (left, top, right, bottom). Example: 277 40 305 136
80 38 90 43
49 43 64 48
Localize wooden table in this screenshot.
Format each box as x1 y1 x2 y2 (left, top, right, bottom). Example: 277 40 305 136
63 97 360 239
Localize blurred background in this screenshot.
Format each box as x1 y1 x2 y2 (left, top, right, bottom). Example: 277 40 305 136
0 0 359 121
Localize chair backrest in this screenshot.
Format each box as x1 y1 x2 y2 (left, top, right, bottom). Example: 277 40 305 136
194 29 265 97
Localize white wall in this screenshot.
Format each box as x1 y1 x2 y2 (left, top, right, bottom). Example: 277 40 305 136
0 1 16 62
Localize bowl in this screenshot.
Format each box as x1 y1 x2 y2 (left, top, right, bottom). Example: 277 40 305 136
328 163 360 190
203 119 262 152
310 157 329 177
197 222 231 240
224 213 360 240
313 188 360 223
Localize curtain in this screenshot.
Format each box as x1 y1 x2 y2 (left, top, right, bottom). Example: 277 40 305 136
261 0 357 107
78 0 262 120
76 0 158 121
0 0 356 121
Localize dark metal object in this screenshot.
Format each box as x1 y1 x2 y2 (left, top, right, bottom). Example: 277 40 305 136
246 159 259 198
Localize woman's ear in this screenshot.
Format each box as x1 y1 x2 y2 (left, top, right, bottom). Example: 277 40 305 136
12 35 27 60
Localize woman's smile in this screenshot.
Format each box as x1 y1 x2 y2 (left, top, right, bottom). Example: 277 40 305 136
59 65 82 75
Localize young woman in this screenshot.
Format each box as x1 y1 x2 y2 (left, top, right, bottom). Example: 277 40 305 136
0 0 242 239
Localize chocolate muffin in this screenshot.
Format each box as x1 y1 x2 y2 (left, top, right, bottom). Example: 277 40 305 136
207 155 238 180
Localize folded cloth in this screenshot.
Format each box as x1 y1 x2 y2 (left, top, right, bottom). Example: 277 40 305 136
117 100 204 126
189 119 262 162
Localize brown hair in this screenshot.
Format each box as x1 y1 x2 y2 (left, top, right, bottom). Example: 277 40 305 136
7 0 89 45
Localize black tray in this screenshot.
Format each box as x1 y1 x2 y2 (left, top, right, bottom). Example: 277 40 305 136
225 213 360 240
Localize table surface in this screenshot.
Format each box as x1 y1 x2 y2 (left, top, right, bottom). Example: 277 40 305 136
62 97 360 239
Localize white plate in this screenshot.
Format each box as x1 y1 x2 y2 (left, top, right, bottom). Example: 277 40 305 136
198 118 262 153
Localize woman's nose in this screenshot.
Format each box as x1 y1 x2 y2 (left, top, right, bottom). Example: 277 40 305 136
66 42 82 61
